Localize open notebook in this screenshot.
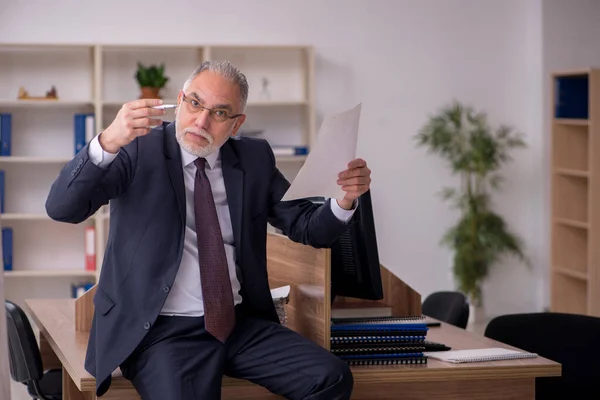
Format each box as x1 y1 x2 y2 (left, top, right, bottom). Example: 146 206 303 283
424 347 537 364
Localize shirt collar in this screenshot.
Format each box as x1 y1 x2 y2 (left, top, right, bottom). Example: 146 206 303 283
180 145 221 170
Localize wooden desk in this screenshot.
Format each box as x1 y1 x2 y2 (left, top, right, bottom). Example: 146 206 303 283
26 298 561 400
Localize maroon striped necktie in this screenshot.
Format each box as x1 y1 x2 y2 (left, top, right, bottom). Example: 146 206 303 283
193 157 235 343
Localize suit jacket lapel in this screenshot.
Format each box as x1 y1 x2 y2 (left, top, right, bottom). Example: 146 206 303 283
163 122 186 225
221 140 244 268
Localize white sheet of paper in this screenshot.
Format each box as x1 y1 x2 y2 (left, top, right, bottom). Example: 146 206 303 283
282 103 362 201
270 285 290 300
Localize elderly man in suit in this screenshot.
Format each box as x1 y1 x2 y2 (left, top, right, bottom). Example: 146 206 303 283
45 60 371 400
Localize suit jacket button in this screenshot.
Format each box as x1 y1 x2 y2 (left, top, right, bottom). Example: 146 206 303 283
144 322 151 330
163 286 170 293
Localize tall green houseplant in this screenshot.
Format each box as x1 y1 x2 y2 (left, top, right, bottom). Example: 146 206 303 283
415 101 529 306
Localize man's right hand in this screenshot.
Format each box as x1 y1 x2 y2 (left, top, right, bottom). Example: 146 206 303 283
99 98 167 154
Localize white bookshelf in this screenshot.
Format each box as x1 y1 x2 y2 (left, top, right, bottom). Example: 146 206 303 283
0 43 315 304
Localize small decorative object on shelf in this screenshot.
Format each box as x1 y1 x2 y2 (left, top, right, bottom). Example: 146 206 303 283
135 62 169 99
17 85 59 100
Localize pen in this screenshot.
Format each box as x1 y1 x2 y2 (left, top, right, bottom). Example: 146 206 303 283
152 104 177 110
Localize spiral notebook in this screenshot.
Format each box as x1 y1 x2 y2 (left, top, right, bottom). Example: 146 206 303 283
330 335 426 346
424 347 538 364
331 315 426 325
337 353 428 366
331 345 425 355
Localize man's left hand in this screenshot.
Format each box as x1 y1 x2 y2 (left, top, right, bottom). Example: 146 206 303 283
336 158 371 210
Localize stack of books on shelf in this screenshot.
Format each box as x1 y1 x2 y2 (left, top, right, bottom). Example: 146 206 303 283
329 316 429 366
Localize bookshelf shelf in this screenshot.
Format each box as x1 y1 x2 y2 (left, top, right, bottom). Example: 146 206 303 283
553 267 587 281
4 269 96 278
0 157 72 164
0 43 316 304
247 100 309 107
0 100 93 108
275 155 308 162
553 118 589 126
554 217 589 230
553 168 589 178
100 100 308 108
101 99 178 107
1 213 51 221
551 68 600 317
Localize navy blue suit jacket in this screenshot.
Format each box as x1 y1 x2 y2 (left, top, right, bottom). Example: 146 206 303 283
45 121 350 396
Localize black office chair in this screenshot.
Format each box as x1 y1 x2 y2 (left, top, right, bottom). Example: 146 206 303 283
5 300 62 400
485 312 600 399
422 291 469 328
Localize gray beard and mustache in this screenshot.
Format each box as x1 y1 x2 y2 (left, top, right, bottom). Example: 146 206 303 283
176 126 215 158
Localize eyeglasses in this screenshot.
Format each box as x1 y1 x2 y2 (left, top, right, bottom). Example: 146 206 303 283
180 92 243 123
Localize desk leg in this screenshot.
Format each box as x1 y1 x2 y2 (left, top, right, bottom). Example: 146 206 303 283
349 377 535 399
39 333 61 370
62 366 94 400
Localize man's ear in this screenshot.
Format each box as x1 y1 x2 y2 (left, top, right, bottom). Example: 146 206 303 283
230 114 246 137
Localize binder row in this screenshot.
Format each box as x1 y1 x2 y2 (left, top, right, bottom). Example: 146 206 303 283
0 226 95 272
0 113 95 157
0 112 97 272
330 316 429 366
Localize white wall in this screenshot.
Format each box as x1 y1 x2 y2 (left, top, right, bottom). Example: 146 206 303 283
2 0 594 322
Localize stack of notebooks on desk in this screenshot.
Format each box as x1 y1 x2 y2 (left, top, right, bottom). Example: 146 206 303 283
330 316 429 366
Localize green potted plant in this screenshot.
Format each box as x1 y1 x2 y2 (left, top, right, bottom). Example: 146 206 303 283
414 100 529 309
135 62 169 99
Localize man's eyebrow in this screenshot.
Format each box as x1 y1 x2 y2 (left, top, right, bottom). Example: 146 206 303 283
214 104 233 112
189 92 233 111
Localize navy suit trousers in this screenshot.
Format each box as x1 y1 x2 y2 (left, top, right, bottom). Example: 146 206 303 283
120 306 353 400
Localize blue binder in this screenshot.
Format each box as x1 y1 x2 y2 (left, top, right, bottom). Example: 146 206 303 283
2 227 12 271
0 170 4 213
0 114 11 156
555 75 589 119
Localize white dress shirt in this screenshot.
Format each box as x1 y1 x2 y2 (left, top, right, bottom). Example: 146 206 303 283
88 134 356 316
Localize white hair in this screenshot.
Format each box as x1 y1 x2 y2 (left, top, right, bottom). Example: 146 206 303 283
183 60 249 111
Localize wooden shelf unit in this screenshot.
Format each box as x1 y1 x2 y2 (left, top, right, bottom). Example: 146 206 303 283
0 43 316 303
550 68 600 316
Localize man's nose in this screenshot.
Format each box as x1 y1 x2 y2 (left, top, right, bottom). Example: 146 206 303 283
194 109 211 130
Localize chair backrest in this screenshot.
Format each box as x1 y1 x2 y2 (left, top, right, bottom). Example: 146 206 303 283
485 312 600 398
422 291 469 328
5 300 43 384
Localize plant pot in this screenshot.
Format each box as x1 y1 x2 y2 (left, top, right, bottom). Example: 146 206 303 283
139 86 161 99
467 296 486 329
